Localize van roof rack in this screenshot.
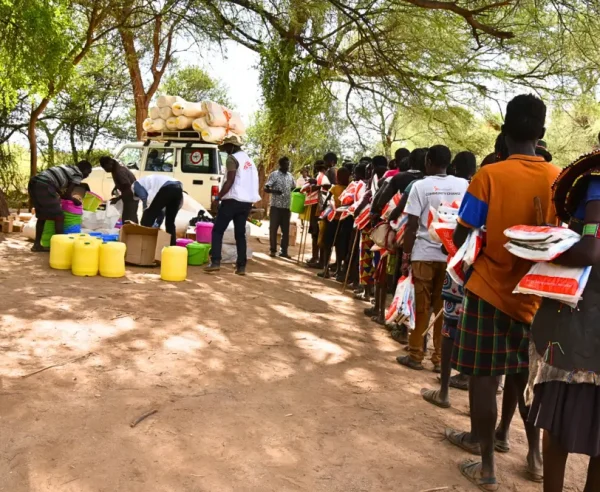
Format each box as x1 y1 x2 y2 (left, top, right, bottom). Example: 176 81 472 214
142 130 217 144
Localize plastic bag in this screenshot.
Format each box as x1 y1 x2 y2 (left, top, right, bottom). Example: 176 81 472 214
82 204 121 231
514 263 591 308
221 243 253 264
504 225 580 262
381 193 401 221
446 228 484 286
371 222 396 250
385 275 416 329
23 215 37 241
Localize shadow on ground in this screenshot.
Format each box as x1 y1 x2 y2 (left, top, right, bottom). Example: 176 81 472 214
0 233 588 492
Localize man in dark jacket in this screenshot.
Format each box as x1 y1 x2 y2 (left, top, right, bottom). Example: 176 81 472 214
100 156 138 224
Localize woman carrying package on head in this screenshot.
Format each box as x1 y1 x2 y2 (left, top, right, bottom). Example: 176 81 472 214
528 150 600 492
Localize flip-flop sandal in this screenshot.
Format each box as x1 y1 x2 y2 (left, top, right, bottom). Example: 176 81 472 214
526 456 543 483
449 374 469 391
421 388 451 409
396 355 424 371
494 439 510 453
444 428 481 455
459 459 499 491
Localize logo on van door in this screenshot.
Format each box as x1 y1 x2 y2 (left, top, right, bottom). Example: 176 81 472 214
190 150 204 165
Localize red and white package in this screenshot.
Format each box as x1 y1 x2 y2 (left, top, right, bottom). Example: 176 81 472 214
385 275 416 329
429 201 461 255
446 228 484 286
504 225 580 262
514 263 591 308
382 193 402 221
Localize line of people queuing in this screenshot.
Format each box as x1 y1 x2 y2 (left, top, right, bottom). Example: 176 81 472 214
296 94 600 492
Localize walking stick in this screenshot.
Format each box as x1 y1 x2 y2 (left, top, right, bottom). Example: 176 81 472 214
296 204 310 264
342 227 360 293
322 217 343 278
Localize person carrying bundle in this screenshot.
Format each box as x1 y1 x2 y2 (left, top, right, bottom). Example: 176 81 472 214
446 94 560 491
396 145 468 372
420 151 476 408
304 160 331 269
28 161 92 252
527 150 600 492
318 167 352 280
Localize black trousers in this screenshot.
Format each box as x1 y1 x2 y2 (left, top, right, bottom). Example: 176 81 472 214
141 184 183 246
269 206 291 254
122 195 139 224
211 199 253 267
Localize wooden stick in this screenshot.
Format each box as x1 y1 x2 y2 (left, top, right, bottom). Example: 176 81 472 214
322 218 343 278
297 205 311 265
130 409 158 428
534 196 544 226
342 228 360 293
21 353 93 379
424 309 444 336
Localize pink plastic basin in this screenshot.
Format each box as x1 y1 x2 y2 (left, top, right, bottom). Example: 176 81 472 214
61 199 83 215
176 238 194 248
196 222 214 244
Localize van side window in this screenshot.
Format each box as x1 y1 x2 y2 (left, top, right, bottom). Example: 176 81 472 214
182 148 218 174
145 148 174 172
118 148 143 171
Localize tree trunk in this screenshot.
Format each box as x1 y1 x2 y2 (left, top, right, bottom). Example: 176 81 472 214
28 98 51 177
70 123 79 164
0 188 9 217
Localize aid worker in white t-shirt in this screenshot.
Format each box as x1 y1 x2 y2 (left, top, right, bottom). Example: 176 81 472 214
205 142 261 276
397 145 469 372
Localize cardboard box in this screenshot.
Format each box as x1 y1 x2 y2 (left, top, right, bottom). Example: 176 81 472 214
119 223 171 266
1 218 13 233
277 223 298 245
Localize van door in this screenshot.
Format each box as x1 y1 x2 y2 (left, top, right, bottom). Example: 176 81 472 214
177 147 221 209
139 147 175 178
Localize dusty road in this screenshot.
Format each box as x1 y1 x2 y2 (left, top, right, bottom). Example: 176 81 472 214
0 233 587 491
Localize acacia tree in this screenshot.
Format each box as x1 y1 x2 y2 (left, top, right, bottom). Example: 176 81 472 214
118 0 196 139
0 0 155 177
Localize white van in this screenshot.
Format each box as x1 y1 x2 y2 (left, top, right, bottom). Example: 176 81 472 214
84 140 226 209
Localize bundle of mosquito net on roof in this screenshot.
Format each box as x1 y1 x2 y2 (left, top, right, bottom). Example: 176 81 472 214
143 95 246 145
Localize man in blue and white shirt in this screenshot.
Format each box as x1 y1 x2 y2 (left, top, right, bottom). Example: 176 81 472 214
265 156 296 258
132 175 183 246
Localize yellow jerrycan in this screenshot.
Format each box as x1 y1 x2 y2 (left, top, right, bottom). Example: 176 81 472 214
49 234 76 270
99 242 127 278
161 246 188 282
71 240 100 277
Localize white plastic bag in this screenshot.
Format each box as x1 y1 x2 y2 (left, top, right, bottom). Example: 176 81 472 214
504 226 580 262
385 275 416 329
221 243 253 264
514 263 591 308
82 204 121 231
446 228 483 286
23 215 37 241
223 222 250 245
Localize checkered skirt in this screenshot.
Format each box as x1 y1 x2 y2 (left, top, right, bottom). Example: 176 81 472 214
451 290 530 376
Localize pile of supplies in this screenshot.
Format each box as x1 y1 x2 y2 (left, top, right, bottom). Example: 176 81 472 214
41 199 83 247
504 225 588 307
144 95 246 145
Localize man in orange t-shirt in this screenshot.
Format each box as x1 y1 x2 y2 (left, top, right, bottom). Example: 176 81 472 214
446 94 561 490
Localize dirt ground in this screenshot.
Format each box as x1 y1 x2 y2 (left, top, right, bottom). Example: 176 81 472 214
0 232 588 492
